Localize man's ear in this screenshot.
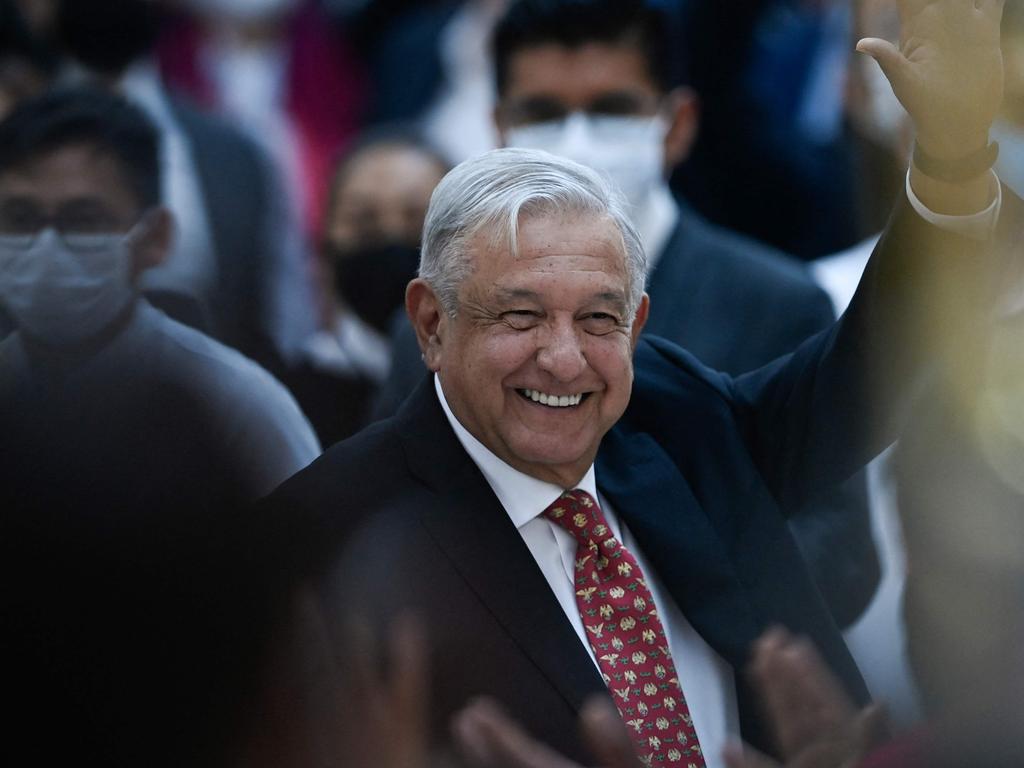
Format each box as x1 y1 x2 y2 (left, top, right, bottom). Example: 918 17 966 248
406 278 448 372
630 293 649 347
130 207 174 281
662 87 700 171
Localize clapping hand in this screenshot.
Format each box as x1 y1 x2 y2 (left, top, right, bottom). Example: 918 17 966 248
722 628 888 768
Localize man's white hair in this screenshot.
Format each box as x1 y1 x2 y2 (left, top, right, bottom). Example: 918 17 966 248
419 147 647 319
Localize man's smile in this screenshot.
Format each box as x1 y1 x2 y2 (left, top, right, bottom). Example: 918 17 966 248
516 388 590 408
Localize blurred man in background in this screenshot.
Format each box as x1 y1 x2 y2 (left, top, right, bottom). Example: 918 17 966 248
0 87 320 499
53 0 316 364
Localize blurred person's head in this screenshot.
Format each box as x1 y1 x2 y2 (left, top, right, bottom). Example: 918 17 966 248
322 129 449 332
492 0 696 213
55 0 166 79
0 369 327 767
0 0 56 119
0 87 173 348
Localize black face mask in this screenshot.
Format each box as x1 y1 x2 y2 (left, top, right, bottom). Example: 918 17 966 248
57 0 163 76
328 242 421 334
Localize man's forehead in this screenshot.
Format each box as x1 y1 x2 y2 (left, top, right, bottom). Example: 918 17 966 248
464 211 630 290
0 144 134 206
503 41 661 100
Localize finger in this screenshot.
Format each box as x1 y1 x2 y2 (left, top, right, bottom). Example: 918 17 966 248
453 698 580 768
722 741 780 768
749 635 852 757
389 614 428 724
781 637 855 720
345 618 389 722
579 696 640 768
855 37 909 91
387 614 430 768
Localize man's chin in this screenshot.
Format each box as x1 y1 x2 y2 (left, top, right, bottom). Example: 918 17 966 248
503 440 598 488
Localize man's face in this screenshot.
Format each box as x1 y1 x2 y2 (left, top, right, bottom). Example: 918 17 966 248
0 142 153 277
495 42 696 171
498 42 662 129
415 211 648 488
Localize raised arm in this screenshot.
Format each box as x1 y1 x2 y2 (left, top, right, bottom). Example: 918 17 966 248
734 0 1007 509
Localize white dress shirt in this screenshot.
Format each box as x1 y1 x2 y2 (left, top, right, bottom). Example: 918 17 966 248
301 308 391 383
434 376 738 768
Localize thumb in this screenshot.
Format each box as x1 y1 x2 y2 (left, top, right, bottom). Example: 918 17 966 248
856 37 909 90
579 697 640 768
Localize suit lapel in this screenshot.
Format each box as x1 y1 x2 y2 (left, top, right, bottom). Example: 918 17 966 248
596 426 763 670
396 378 607 713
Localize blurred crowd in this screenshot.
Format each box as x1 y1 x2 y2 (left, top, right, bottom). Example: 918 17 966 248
1 1 1023 767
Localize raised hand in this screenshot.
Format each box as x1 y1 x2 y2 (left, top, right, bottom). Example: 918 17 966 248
453 695 641 768
857 0 1004 161
722 628 888 768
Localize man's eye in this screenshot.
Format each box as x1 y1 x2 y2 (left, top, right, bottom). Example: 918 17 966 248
582 313 621 334
503 310 540 330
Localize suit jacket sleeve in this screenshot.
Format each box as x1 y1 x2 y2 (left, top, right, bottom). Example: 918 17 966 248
728 188 1010 511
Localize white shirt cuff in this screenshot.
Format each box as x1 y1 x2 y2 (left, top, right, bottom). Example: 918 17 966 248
905 170 1001 241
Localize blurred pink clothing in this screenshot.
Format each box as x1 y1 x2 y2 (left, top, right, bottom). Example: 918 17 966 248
157 3 365 236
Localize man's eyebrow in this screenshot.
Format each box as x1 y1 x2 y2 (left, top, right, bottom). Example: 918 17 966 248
492 287 543 303
491 287 629 307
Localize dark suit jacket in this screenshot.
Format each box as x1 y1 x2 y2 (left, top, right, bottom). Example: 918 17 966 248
643 204 835 375
260 192 991 760
372 205 878 627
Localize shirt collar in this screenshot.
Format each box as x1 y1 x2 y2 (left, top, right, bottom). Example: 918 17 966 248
434 374 599 529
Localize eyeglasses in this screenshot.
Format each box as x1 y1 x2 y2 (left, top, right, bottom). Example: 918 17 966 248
499 92 664 128
0 212 152 254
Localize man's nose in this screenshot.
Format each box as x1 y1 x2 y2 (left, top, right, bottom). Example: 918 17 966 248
536 321 587 382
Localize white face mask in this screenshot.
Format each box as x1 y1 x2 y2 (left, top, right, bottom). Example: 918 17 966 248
189 0 300 23
505 112 668 213
0 228 137 346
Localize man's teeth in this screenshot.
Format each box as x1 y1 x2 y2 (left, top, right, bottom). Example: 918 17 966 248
520 389 583 407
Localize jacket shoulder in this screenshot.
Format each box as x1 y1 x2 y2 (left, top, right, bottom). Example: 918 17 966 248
678 212 831 307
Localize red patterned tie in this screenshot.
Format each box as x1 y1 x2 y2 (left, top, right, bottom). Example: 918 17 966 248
543 489 706 768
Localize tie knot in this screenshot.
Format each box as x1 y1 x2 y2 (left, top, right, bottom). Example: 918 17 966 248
542 489 613 547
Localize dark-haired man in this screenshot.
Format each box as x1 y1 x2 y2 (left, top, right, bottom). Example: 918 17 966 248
0 88 320 498
52 0 315 364
378 0 879 628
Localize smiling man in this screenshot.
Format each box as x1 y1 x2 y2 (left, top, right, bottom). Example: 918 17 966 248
410 200 646 488
261 1 1008 762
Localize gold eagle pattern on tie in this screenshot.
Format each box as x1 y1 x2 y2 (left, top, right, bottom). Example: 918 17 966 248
544 489 705 768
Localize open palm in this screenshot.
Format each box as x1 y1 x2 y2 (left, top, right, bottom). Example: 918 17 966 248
858 0 1004 159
